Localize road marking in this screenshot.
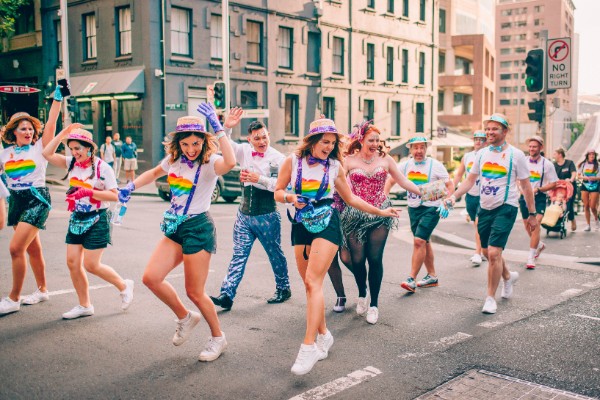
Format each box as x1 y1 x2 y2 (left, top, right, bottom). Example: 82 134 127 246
289 366 382 400
478 320 505 328
399 332 472 359
571 313 600 322
560 288 583 297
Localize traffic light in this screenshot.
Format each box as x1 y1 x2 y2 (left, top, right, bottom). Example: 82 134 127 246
66 97 78 122
525 49 544 93
527 99 544 123
213 81 227 111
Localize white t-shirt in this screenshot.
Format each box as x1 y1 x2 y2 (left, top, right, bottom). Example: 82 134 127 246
526 156 558 191
160 153 221 216
0 140 48 190
463 151 481 197
230 140 285 192
398 157 449 208
579 162 600 191
100 143 115 163
290 156 340 200
470 145 530 210
66 156 118 212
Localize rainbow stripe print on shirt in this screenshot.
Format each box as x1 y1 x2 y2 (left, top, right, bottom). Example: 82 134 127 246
407 171 428 185
301 178 330 199
529 170 541 183
69 177 93 189
466 161 474 173
481 162 507 180
584 167 596 177
168 174 194 197
4 159 35 180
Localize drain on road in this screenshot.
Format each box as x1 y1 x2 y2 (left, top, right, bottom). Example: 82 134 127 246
416 369 595 400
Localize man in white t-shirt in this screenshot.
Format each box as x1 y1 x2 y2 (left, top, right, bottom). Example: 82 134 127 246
100 136 116 168
519 136 558 269
446 113 537 315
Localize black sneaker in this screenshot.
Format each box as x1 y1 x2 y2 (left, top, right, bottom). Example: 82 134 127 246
266 288 292 304
209 293 233 310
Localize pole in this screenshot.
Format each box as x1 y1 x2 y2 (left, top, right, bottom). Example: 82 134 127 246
221 0 230 114
541 29 548 141
515 67 523 144
59 0 71 125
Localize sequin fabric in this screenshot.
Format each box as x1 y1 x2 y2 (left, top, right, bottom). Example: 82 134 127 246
347 167 388 207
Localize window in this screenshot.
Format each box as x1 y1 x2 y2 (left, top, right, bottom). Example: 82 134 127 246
500 48 511 55
438 52 445 73
333 37 344 75
386 47 394 82
517 34 526 40
278 27 293 69
499 87 511 93
533 32 540 39
83 13 97 60
515 47 526 53
418 52 425 85
14 2 34 35
391 101 401 136
55 20 62 64
210 14 223 60
171 7 191 56
240 91 258 134
402 0 409 17
307 32 321 73
500 35 511 42
499 99 511 105
501 9 512 16
439 9 446 33
437 91 444 112
500 73 512 80
419 0 426 21
455 56 472 75
534 5 544 12
501 22 511 29
387 0 394 13
247 21 263 65
363 99 374 121
366 43 375 80
516 21 527 27
285 94 299 136
116 6 132 56
402 49 408 83
367 0 375 8
415 103 425 133
323 97 335 120
500 61 512 68
534 19 542 26
453 93 472 115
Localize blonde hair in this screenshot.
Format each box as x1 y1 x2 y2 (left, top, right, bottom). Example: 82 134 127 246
294 132 344 162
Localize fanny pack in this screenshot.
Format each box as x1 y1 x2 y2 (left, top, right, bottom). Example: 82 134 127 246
160 161 201 235
69 211 101 235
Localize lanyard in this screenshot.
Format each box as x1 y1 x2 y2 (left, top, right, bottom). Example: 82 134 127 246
179 162 202 216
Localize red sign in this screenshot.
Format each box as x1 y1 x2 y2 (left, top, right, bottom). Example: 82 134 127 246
0 86 41 94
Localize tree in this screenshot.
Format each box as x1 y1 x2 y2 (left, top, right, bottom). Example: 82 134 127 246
0 0 30 39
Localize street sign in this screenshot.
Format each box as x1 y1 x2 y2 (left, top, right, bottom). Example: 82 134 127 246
166 103 187 111
547 37 571 90
0 85 40 94
242 109 269 119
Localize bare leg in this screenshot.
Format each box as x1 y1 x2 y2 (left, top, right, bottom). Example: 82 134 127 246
423 242 437 277
409 238 427 278
8 223 40 301
66 244 90 307
486 246 509 297
82 249 126 291
26 234 47 292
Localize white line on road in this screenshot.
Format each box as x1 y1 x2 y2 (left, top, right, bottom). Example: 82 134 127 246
478 320 505 328
399 332 472 359
560 288 583 297
571 313 600 322
289 366 382 400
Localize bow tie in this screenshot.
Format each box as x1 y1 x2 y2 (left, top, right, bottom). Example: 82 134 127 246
307 155 328 166
14 144 31 154
414 160 427 166
251 151 264 158
180 155 195 168
489 142 506 152
529 157 540 164
75 158 92 168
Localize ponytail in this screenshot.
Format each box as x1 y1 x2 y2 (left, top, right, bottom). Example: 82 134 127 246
89 153 96 180
63 157 76 180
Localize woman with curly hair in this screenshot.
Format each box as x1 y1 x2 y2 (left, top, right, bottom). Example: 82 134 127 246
117 104 235 362
341 121 420 324
0 85 66 315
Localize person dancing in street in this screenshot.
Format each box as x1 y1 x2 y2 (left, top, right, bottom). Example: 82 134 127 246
208 108 291 310
446 113 537 314
0 85 66 315
399 136 454 293
519 136 557 270
118 106 235 361
274 117 399 375
452 130 487 266
552 147 577 231
342 121 420 324
576 149 600 232
42 125 134 319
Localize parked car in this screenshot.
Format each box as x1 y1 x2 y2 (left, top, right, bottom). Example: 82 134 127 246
155 165 242 203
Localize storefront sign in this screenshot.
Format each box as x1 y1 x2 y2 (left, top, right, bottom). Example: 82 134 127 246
0 86 40 94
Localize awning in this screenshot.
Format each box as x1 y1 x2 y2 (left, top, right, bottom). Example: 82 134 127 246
432 132 474 148
69 67 145 97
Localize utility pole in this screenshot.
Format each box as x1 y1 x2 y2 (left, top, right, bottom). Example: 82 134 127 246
541 29 548 140
59 0 71 125
221 0 230 115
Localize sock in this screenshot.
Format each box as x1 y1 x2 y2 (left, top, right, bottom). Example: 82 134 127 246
537 242 544 250
529 248 536 259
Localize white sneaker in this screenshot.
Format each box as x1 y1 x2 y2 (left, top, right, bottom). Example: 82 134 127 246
501 271 519 299
62 305 94 319
534 242 545 258
482 296 497 314
356 292 369 316
366 306 379 324
481 254 488 262
316 330 334 360
470 253 482 266
584 224 591 232
172 311 202 346
20 289 49 305
0 297 21 315
199 332 228 362
526 258 536 270
291 343 322 375
120 279 134 310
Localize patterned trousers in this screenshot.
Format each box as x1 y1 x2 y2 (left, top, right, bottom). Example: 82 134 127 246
220 210 290 299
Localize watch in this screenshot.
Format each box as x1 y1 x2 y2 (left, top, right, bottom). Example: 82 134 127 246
529 211 537 216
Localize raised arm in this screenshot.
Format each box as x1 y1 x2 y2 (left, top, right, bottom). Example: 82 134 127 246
386 155 420 196
42 123 82 167
197 102 236 176
223 107 245 158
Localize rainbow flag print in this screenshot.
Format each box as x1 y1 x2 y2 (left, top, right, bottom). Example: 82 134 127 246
481 162 507 180
301 178 330 198
168 174 194 197
69 177 93 189
529 170 541 183
4 159 35 180
584 168 596 178
407 171 428 185
466 161 474 173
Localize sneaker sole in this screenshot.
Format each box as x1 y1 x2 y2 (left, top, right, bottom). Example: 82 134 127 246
21 297 49 306
482 309 496 314
0 308 20 315
526 265 536 270
416 282 439 288
198 342 228 362
62 312 93 320
173 314 202 346
332 307 345 313
400 283 416 293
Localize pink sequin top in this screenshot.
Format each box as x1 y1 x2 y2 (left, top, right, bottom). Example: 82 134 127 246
347 166 389 208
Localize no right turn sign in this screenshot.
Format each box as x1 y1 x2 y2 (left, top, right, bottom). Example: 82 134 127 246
547 37 571 90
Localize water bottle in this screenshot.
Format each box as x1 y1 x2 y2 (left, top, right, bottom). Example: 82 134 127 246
111 202 128 226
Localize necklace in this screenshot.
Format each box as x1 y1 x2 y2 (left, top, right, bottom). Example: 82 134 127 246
361 155 376 164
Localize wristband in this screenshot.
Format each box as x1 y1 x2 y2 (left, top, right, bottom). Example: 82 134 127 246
216 131 226 140
528 211 537 216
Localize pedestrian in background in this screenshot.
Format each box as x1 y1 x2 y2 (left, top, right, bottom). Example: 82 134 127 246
112 133 123 183
100 135 116 168
576 149 600 231
552 148 577 231
121 136 138 183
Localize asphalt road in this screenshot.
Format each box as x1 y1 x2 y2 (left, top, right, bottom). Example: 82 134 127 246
0 189 598 399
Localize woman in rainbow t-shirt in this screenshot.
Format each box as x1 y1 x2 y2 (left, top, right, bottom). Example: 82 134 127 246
0 86 66 316
577 149 600 231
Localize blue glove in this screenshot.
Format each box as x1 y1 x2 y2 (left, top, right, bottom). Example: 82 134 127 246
437 204 450 219
53 86 63 102
197 103 223 133
118 182 135 203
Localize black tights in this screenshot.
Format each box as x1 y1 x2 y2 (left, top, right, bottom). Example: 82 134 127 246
348 225 389 307
327 247 351 298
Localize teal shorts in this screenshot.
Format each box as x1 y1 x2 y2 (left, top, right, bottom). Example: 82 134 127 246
165 212 217 255
408 206 440 242
477 204 518 249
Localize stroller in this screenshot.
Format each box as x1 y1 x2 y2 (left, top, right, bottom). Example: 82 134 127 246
541 180 574 239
